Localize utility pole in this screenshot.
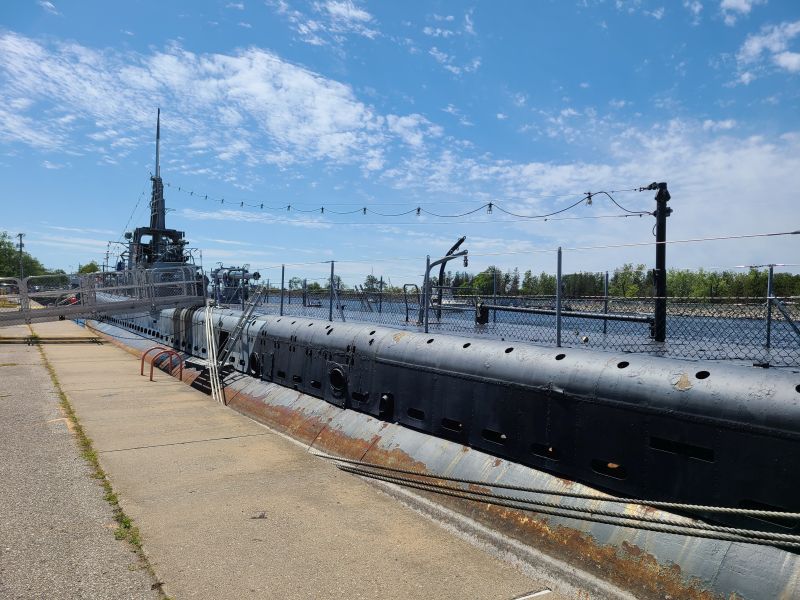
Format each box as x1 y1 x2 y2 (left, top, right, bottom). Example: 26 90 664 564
17 233 25 279
647 182 671 342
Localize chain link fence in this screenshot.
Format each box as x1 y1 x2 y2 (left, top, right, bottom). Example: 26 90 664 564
216 262 800 368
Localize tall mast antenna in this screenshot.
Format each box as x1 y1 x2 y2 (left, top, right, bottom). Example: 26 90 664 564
155 107 161 178
149 108 166 232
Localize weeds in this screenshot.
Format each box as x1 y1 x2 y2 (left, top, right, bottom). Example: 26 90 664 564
35 340 166 598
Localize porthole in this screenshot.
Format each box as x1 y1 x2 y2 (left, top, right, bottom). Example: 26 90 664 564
505 347 514 353
555 353 566 360
695 370 710 380
617 361 629 369
329 367 346 391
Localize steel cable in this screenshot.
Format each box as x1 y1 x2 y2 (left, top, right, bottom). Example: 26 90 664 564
318 454 800 520
336 464 800 549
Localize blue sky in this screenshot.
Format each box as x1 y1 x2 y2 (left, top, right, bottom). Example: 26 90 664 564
1 0 798 284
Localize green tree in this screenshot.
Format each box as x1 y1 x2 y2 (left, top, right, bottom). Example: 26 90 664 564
471 266 502 295
509 268 520 295
78 261 100 274
537 272 557 295
610 263 648 297
521 270 535 295
0 231 48 278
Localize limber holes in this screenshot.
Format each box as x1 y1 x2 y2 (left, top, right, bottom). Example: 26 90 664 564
649 436 715 462
482 428 507 445
441 417 463 433
530 443 559 461
591 459 627 480
407 407 425 421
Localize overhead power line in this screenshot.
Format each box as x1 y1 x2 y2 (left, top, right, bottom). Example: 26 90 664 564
163 180 655 223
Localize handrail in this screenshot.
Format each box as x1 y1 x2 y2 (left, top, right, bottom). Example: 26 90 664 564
141 345 183 381
147 349 183 382
141 346 169 375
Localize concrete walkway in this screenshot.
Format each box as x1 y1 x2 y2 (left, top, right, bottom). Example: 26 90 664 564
0 323 158 600
3 320 566 599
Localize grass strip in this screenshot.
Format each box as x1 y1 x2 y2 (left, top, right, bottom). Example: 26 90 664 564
35 339 170 599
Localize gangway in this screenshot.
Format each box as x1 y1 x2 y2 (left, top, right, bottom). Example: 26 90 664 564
216 288 266 368
0 267 204 327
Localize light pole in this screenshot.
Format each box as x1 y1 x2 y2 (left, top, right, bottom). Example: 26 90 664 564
17 233 25 279
647 182 671 343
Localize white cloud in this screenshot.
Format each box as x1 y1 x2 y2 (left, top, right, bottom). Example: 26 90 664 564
37 1 60 16
0 32 456 171
428 47 481 75
609 99 629 109
579 82 590 89
423 26 455 38
226 2 245 9
379 121 800 271
645 7 665 20
45 225 114 235
702 118 737 131
773 51 800 72
269 0 377 46
720 0 766 26
321 0 372 24
42 160 66 169
683 0 703 24
736 20 800 81
238 21 252 28
181 208 331 229
386 114 442 147
464 10 476 35
442 104 473 127
496 113 508 120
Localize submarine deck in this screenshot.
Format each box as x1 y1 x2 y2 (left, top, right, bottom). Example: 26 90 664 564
0 320 572 599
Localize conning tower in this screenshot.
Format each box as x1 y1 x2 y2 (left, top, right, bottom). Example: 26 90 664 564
127 109 189 268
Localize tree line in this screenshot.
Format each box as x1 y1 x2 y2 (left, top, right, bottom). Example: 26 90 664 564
279 264 800 298
3 231 797 298
1 231 101 278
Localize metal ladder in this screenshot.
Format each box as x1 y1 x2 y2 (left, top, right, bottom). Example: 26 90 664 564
217 289 265 368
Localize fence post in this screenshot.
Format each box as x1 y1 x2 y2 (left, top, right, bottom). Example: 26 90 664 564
556 247 562 347
492 270 497 323
423 255 431 333
653 182 671 342
279 264 285 316
329 261 334 322
766 264 774 349
603 271 609 334
379 276 383 314
303 278 307 307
